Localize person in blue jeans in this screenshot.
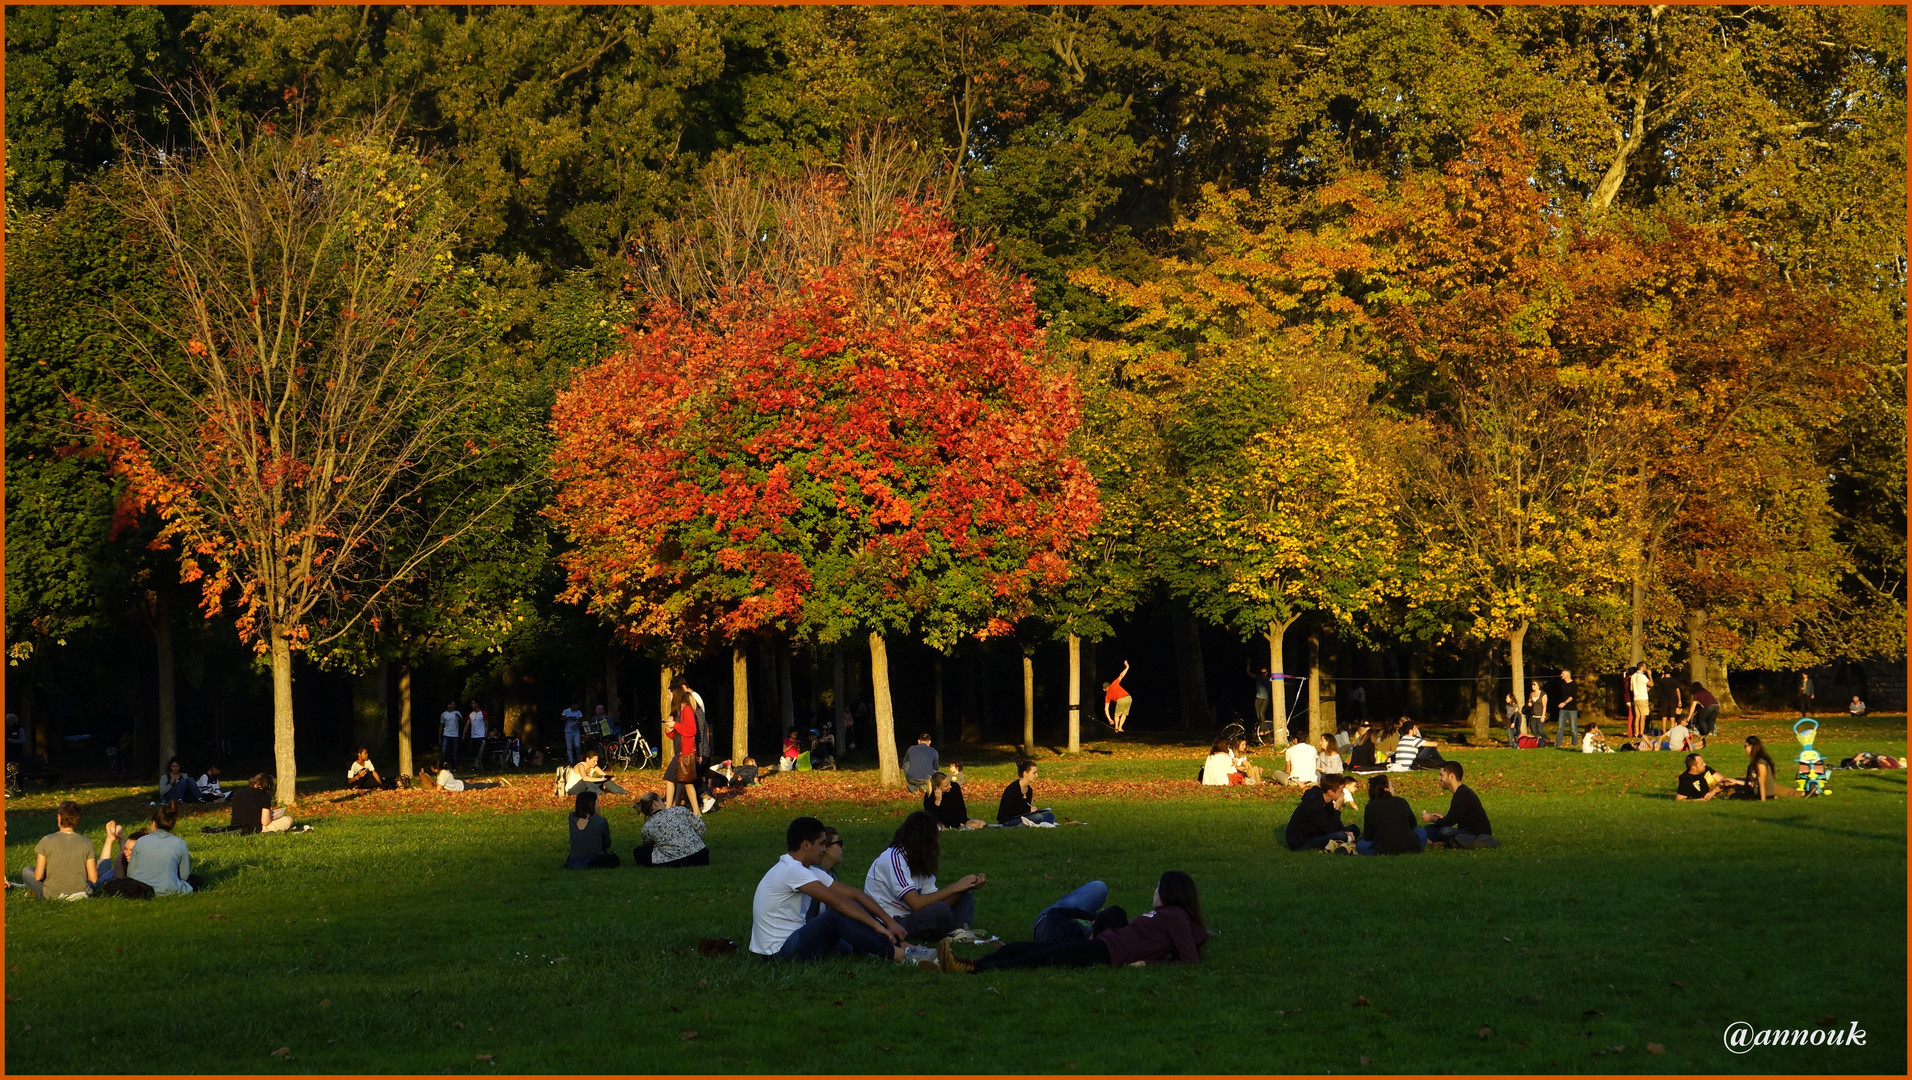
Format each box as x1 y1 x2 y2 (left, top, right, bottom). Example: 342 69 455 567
1033 880 1113 943
1553 670 1580 748
750 816 912 963
158 759 200 804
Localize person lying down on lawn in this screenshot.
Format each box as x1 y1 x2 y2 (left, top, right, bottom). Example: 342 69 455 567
937 871 1206 973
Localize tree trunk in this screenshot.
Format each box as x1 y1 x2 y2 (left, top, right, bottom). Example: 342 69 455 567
1407 644 1426 721
1171 598 1210 730
1066 634 1080 753
934 655 947 748
1268 615 1299 745
1589 5 1668 213
1684 608 1708 689
659 665 676 772
154 592 178 777
269 626 298 806
1714 657 1741 715
1306 628 1324 744
1470 645 1494 745
1022 652 1036 757
731 643 750 766
961 643 983 743
24 682 45 758
1629 567 1646 666
1509 620 1530 735
353 662 388 759
1080 636 1097 736
870 632 901 787
778 637 796 734
397 660 414 776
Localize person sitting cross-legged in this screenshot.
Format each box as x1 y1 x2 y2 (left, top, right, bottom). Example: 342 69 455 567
941 871 1207 973
1357 775 1426 855
564 749 631 798
346 748 387 791
128 802 204 895
19 800 97 900
750 817 912 963
634 792 710 868
1284 774 1359 853
863 811 987 943
923 772 985 830
562 791 620 869
997 760 1058 827
1420 761 1498 849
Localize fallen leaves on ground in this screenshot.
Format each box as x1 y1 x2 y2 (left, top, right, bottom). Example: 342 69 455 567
1647 1043 1664 1054
1477 1026 1494 1039
270 1047 292 1059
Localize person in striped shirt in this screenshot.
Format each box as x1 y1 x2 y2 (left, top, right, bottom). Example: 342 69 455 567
862 811 987 943
1388 720 1446 771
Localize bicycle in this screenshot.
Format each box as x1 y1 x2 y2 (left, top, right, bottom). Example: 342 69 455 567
613 727 658 771
1219 717 1278 748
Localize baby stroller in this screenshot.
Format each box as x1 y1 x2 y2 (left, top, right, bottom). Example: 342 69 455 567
1794 718 1831 797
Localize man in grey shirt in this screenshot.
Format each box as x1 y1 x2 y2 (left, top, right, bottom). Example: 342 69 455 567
903 734 940 794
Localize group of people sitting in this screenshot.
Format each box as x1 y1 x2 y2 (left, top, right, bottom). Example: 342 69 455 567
1283 760 1499 853
781 727 838 771
1673 736 1784 801
1201 720 1448 788
157 758 229 804
14 799 221 901
748 813 1204 973
561 789 712 870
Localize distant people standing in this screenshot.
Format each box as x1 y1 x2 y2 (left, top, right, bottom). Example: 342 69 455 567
1248 662 1273 729
1102 661 1134 734
904 733 941 795
1627 666 1652 737
438 701 463 768
561 703 585 764
465 702 489 768
1655 672 1684 728
1795 673 1815 716
663 685 704 819
1552 670 1579 749
1525 681 1548 745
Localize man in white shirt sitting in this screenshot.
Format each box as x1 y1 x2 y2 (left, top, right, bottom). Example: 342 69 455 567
1282 738 1319 787
750 816 912 963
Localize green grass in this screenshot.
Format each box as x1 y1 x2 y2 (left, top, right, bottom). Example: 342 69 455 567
4 714 1904 1074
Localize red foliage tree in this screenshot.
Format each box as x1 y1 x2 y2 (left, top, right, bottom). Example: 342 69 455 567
549 189 1099 785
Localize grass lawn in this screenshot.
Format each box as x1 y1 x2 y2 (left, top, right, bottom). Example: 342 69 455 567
4 713 1904 1074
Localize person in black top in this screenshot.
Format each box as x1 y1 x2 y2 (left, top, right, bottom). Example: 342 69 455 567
1683 682 1721 738
924 772 984 830
997 760 1057 826
1552 669 1580 748
1284 775 1359 852
228 773 294 834
1675 753 1720 801
1420 761 1498 848
1358 775 1425 854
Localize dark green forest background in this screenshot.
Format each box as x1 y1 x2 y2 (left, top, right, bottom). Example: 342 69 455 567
5 5 1904 776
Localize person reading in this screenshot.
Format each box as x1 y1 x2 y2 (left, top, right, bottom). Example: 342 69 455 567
634 792 710 867
923 772 984 830
749 817 911 963
1358 775 1426 855
941 871 1206 973
997 760 1057 826
230 773 294 833
564 749 632 798
1419 761 1498 848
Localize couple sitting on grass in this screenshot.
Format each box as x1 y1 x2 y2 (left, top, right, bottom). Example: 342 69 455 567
1284 760 1498 854
15 800 205 901
561 790 711 870
748 814 1205 972
1674 737 1783 802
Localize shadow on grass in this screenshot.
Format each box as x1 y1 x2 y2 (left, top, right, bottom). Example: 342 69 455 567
1753 813 1905 844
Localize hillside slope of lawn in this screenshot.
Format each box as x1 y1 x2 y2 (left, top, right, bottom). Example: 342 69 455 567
4 714 1902 1074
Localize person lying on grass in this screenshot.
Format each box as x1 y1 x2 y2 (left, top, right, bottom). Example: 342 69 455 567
1419 761 1499 848
129 802 203 895
564 748 632 799
563 791 619 869
939 871 1206 973
750 816 912 963
1357 775 1425 855
634 792 709 868
997 760 1057 826
1675 753 1725 801
19 799 96 900
1285 774 1359 853
230 773 294 833
93 822 155 899
864 811 987 943
346 748 387 791
923 772 984 830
